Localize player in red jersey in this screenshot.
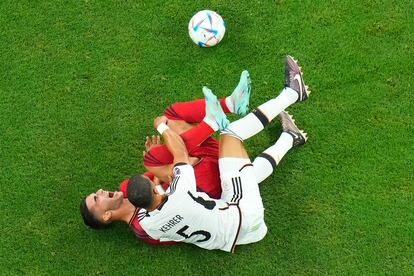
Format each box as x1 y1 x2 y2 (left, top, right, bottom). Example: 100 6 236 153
80 71 252 245
132 71 253 198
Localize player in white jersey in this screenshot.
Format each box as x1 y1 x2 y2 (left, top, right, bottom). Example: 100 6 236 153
130 163 241 251
126 55 311 252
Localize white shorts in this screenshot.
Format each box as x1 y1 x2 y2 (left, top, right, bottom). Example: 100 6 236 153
219 157 267 245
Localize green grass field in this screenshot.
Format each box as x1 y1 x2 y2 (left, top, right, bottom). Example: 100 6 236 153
1 0 413 275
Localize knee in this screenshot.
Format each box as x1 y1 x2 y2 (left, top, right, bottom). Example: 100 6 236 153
219 135 248 159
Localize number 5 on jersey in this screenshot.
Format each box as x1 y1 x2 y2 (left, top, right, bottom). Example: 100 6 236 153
176 225 211 242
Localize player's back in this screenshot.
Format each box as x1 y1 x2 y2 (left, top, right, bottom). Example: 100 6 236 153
139 164 241 252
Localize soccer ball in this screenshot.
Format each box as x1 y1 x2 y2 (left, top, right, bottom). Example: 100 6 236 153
188 10 226 47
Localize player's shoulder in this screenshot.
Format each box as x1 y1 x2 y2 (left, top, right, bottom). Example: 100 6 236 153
173 162 191 169
168 162 196 195
129 208 148 225
172 162 193 177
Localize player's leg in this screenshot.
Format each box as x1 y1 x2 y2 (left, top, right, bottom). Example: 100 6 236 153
143 96 224 176
152 71 250 157
217 111 308 185
165 120 195 134
252 111 308 183
164 99 224 123
203 87 267 245
143 120 221 197
221 56 310 142
203 61 310 245
142 73 250 196
163 71 251 122
217 136 268 246
144 105 222 170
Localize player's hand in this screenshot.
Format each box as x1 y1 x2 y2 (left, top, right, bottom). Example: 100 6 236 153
143 135 162 156
153 116 168 129
153 176 161 185
145 135 161 150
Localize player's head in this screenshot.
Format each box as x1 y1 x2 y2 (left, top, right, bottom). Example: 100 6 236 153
126 174 154 209
80 189 124 229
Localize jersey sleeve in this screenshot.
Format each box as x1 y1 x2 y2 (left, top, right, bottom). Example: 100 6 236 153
168 163 197 194
130 213 176 245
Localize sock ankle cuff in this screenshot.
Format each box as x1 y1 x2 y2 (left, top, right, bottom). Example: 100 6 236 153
252 108 269 127
203 117 219 131
220 129 244 142
258 153 277 170
225 96 235 113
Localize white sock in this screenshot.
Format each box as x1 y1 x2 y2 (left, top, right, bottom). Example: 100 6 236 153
203 117 219 131
221 113 264 141
252 157 274 184
252 132 294 183
264 132 293 164
222 88 298 141
257 87 298 120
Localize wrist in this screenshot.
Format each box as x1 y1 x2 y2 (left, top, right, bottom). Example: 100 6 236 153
157 122 169 135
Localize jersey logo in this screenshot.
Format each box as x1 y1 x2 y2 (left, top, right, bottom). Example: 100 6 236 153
137 209 148 221
294 73 303 94
173 166 181 176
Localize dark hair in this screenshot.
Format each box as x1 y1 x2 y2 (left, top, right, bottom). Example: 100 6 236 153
79 197 111 229
126 175 153 209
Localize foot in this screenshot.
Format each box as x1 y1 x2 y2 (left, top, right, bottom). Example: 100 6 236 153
229 70 251 116
284 55 311 102
279 111 308 147
203 86 229 130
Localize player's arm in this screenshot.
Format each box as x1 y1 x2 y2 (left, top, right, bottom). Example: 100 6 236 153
154 116 189 165
154 117 197 192
142 132 202 185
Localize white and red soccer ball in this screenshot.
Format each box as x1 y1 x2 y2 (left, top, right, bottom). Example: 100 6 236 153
188 10 226 47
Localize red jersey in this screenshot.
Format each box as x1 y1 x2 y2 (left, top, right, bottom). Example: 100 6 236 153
143 136 222 198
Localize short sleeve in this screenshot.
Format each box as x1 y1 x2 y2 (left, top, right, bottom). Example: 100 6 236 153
168 163 196 194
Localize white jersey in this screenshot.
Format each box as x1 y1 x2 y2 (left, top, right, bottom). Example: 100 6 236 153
138 163 241 252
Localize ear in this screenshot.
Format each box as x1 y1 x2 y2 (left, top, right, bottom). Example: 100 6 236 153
102 211 112 222
153 186 159 195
